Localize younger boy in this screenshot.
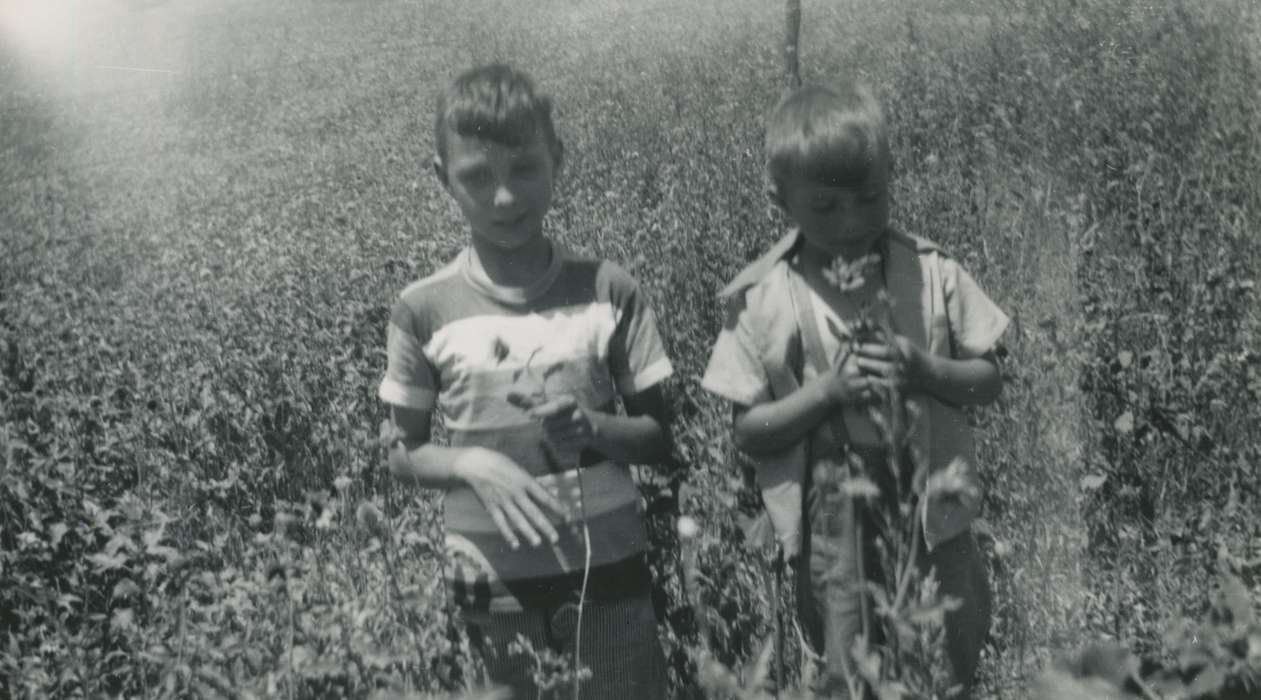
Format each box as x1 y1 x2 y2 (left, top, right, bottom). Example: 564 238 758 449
379 64 674 698
702 81 1008 696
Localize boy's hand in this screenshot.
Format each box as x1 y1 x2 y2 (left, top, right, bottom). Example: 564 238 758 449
855 334 924 392
821 350 879 407
453 449 568 549
528 394 598 465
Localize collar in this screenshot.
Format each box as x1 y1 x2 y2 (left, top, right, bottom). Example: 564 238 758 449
718 227 940 299
463 239 564 305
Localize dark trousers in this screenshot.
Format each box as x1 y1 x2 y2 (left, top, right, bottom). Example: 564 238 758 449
462 592 667 700
797 448 992 698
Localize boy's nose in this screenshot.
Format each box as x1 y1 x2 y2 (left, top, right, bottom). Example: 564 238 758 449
493 184 516 208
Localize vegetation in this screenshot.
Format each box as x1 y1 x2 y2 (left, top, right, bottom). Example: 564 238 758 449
2 0 1258 697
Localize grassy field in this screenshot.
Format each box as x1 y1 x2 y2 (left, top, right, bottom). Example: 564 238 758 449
2 0 1260 697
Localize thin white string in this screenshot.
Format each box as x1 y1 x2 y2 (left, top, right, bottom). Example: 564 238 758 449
572 464 591 700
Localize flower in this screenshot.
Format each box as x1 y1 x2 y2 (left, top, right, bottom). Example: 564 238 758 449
925 456 980 504
356 501 387 537
676 515 700 540
821 252 882 292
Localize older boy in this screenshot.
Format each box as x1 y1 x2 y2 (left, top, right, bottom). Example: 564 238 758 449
380 64 673 698
702 81 1008 696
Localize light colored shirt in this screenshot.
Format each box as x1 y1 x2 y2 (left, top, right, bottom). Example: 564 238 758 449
379 240 673 609
701 228 1008 553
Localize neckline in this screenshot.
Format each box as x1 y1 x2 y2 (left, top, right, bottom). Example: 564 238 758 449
462 239 565 305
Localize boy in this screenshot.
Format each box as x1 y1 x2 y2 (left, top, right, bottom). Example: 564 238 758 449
701 81 1008 696
379 64 673 698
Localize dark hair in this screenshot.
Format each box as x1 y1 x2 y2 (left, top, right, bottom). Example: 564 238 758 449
764 81 892 200
433 63 559 161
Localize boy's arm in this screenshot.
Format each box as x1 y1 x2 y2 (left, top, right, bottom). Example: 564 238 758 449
732 352 876 456
528 383 673 466
388 405 567 549
914 348 1002 406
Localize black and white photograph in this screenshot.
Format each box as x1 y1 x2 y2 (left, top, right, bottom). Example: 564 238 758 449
1 0 1258 697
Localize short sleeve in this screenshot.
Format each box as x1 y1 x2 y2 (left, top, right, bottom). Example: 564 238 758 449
941 256 1010 359
700 295 771 407
378 300 439 410
605 267 674 396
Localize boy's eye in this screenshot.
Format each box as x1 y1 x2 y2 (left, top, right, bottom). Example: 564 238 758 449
811 197 838 212
460 169 493 189
511 161 540 177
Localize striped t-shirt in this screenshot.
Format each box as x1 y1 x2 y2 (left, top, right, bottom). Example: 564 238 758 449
379 241 673 611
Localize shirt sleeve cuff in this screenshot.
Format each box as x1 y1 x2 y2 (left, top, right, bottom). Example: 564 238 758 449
699 373 764 407
959 313 1011 358
617 358 673 396
378 378 436 410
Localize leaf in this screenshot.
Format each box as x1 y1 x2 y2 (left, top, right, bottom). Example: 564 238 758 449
142 525 166 550
1081 473 1108 491
1031 670 1135 700
1074 642 1137 689
737 511 773 552
1118 350 1133 368
1113 411 1134 434
148 544 180 563
741 633 775 691
291 644 315 670
1217 572 1255 625
840 476 881 499
491 337 510 363
87 552 129 572
113 578 141 600
850 638 882 687
111 608 135 633
1186 664 1226 697
48 522 69 549
105 534 134 557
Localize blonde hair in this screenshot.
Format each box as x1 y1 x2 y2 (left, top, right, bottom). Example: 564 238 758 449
764 81 892 202
434 63 560 162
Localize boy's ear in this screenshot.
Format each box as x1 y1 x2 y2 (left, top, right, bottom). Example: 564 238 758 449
551 139 565 177
765 183 787 211
432 154 450 190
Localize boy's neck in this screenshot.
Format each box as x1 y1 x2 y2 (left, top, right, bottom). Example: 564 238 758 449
798 238 881 271
470 234 554 288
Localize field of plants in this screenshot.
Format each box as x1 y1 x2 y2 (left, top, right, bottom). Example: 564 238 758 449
2 0 1259 697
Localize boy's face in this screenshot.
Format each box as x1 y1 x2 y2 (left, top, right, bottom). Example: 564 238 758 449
778 157 891 260
436 129 561 250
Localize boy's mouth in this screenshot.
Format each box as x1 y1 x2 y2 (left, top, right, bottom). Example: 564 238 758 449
493 212 529 227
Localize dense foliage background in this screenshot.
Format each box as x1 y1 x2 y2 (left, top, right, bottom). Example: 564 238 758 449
2 0 1258 696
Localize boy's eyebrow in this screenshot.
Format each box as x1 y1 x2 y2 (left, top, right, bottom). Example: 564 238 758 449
449 159 491 177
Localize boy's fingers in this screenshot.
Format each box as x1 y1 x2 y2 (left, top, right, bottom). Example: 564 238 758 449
500 501 542 548
856 342 898 360
856 357 899 377
488 507 520 550
515 496 560 544
529 395 578 420
525 480 568 519
506 391 536 410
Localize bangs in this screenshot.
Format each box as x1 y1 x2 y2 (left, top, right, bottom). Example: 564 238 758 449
765 82 890 189
778 122 883 187
445 89 550 148
434 64 557 157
